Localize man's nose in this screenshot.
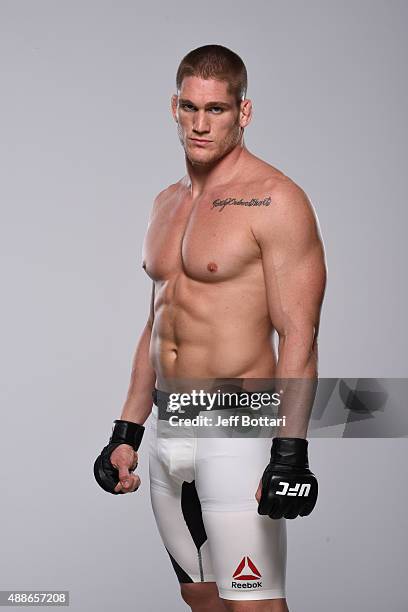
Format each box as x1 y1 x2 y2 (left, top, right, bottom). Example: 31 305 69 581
192 110 210 134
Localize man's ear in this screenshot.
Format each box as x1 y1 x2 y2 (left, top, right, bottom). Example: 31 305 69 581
239 99 253 128
171 94 178 123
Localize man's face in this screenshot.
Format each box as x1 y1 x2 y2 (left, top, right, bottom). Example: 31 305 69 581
171 76 250 166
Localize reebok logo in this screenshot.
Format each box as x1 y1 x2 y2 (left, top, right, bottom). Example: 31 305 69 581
231 556 262 589
276 481 311 497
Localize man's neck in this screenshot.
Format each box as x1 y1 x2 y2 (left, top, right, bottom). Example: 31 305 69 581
185 142 248 198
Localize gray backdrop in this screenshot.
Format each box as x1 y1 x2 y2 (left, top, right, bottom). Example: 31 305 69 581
1 1 407 610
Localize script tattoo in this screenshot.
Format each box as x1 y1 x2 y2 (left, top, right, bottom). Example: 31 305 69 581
211 196 272 212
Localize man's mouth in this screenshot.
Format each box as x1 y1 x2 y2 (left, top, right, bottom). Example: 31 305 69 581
189 138 212 145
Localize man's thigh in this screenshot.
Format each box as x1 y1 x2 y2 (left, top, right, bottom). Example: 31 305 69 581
195 435 287 602
148 410 216 583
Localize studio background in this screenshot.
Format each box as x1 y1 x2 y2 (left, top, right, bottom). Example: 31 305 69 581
1 1 407 611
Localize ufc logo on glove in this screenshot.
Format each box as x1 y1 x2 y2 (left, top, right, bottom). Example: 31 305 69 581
276 482 312 497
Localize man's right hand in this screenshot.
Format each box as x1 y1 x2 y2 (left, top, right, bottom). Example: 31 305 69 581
94 419 145 495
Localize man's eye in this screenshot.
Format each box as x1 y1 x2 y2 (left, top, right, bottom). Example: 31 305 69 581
209 107 223 114
181 103 195 111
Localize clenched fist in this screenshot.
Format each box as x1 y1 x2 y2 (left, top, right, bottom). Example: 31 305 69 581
94 420 145 495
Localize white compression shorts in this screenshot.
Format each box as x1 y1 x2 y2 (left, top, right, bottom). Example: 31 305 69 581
148 402 287 602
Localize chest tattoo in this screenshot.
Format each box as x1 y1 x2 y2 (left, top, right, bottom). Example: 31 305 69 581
211 196 272 212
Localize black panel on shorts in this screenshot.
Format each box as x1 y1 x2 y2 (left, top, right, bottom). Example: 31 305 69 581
166 547 194 583
181 480 208 550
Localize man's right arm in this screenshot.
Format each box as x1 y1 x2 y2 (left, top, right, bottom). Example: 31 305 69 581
93 283 156 495
119 283 156 426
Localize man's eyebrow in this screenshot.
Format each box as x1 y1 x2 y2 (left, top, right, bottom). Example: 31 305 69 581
178 98 231 109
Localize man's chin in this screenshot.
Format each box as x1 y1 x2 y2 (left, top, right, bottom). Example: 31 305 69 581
189 157 214 167
186 150 221 167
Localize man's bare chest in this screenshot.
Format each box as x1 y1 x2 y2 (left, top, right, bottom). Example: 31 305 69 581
143 190 272 283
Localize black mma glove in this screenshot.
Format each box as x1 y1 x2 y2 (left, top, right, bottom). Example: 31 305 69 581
93 420 145 494
258 437 318 519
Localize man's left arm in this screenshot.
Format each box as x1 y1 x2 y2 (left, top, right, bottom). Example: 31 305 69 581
255 180 326 435
252 180 327 517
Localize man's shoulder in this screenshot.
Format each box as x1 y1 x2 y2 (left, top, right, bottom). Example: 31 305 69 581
154 177 187 202
247 157 318 239
247 155 306 202
253 156 314 212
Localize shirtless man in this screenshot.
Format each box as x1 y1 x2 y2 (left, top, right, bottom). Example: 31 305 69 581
94 45 326 611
